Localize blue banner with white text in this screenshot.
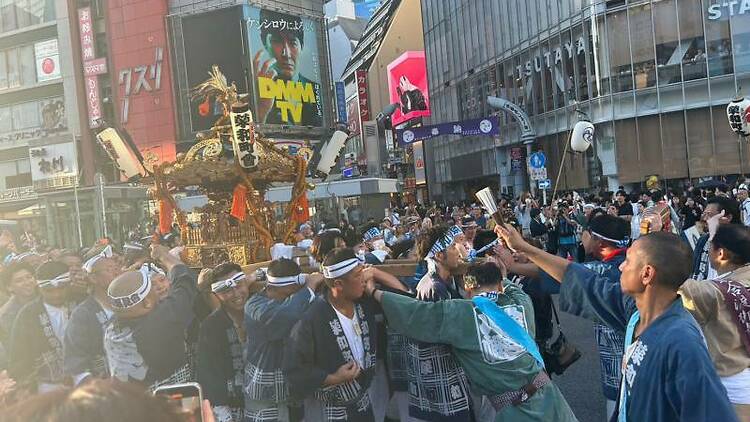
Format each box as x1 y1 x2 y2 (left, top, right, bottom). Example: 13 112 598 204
396 116 500 146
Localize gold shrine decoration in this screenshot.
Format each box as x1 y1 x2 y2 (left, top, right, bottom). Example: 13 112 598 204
136 65 315 265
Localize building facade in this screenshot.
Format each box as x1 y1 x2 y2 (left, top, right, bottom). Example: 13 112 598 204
0 0 106 247
325 0 368 82
422 0 750 201
0 0 172 248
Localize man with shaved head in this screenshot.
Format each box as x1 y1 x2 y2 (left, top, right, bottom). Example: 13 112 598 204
63 246 123 385
495 226 738 422
104 244 198 389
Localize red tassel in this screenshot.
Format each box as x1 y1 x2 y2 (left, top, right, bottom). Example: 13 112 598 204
159 199 174 234
292 191 310 223
230 184 248 221
198 96 210 117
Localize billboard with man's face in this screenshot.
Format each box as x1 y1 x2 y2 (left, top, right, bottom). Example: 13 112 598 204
246 8 324 127
387 51 431 126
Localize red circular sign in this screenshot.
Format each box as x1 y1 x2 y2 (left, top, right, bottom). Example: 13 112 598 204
41 58 55 75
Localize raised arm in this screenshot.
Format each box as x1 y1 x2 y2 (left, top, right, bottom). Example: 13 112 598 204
494 224 570 282
244 286 315 341
370 289 457 345
495 224 632 331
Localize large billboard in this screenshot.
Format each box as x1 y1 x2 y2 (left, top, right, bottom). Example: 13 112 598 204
181 6 247 135
387 51 431 126
246 7 324 127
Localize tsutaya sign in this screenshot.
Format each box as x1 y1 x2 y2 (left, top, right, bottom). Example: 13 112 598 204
516 36 587 78
707 1 750 20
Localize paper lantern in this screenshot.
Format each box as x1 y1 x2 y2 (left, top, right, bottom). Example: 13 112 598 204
570 120 595 152
96 128 147 180
726 97 750 137
316 130 349 176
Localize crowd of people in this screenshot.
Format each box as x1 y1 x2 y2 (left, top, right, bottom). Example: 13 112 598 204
0 179 747 422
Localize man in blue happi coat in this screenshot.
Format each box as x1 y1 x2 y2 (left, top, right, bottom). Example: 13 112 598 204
495 225 738 422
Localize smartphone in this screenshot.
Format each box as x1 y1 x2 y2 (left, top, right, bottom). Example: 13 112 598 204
153 382 203 422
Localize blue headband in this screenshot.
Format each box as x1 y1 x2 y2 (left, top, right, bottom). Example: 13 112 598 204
427 225 464 258
363 227 382 242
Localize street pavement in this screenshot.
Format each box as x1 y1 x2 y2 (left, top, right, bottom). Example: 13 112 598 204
551 295 607 422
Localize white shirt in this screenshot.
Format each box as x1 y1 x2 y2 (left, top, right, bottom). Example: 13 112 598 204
43 302 69 341
721 368 750 404
333 307 365 368
741 198 750 227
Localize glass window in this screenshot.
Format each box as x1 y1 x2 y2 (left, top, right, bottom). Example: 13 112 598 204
550 0 559 26
483 0 496 60
6 48 18 88
11 101 39 130
517 0 529 42
541 41 554 112
0 50 6 90
678 0 707 81
629 4 656 89
551 35 566 109
561 0 571 21
730 5 750 74
711 105 740 175
659 112 689 179
614 119 639 183
704 6 733 76
653 0 681 85
561 30 577 104
636 115 662 179
589 15 608 98
0 0 17 33
607 11 633 92
17 158 30 174
498 0 509 52
571 25 588 100
491 0 503 53
509 0 518 47
15 0 30 28
685 108 713 177
19 44 34 86
0 106 10 133
517 53 533 114
532 49 544 115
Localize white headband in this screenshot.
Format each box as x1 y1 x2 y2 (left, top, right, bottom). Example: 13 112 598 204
589 230 630 248
211 272 245 293
83 245 113 273
37 272 71 288
266 273 306 287
123 242 146 252
10 252 36 263
322 257 362 279
141 263 165 276
108 265 152 309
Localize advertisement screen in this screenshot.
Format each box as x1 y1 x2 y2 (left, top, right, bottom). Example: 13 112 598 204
246 8 324 127
346 96 360 135
182 6 247 134
387 51 431 126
